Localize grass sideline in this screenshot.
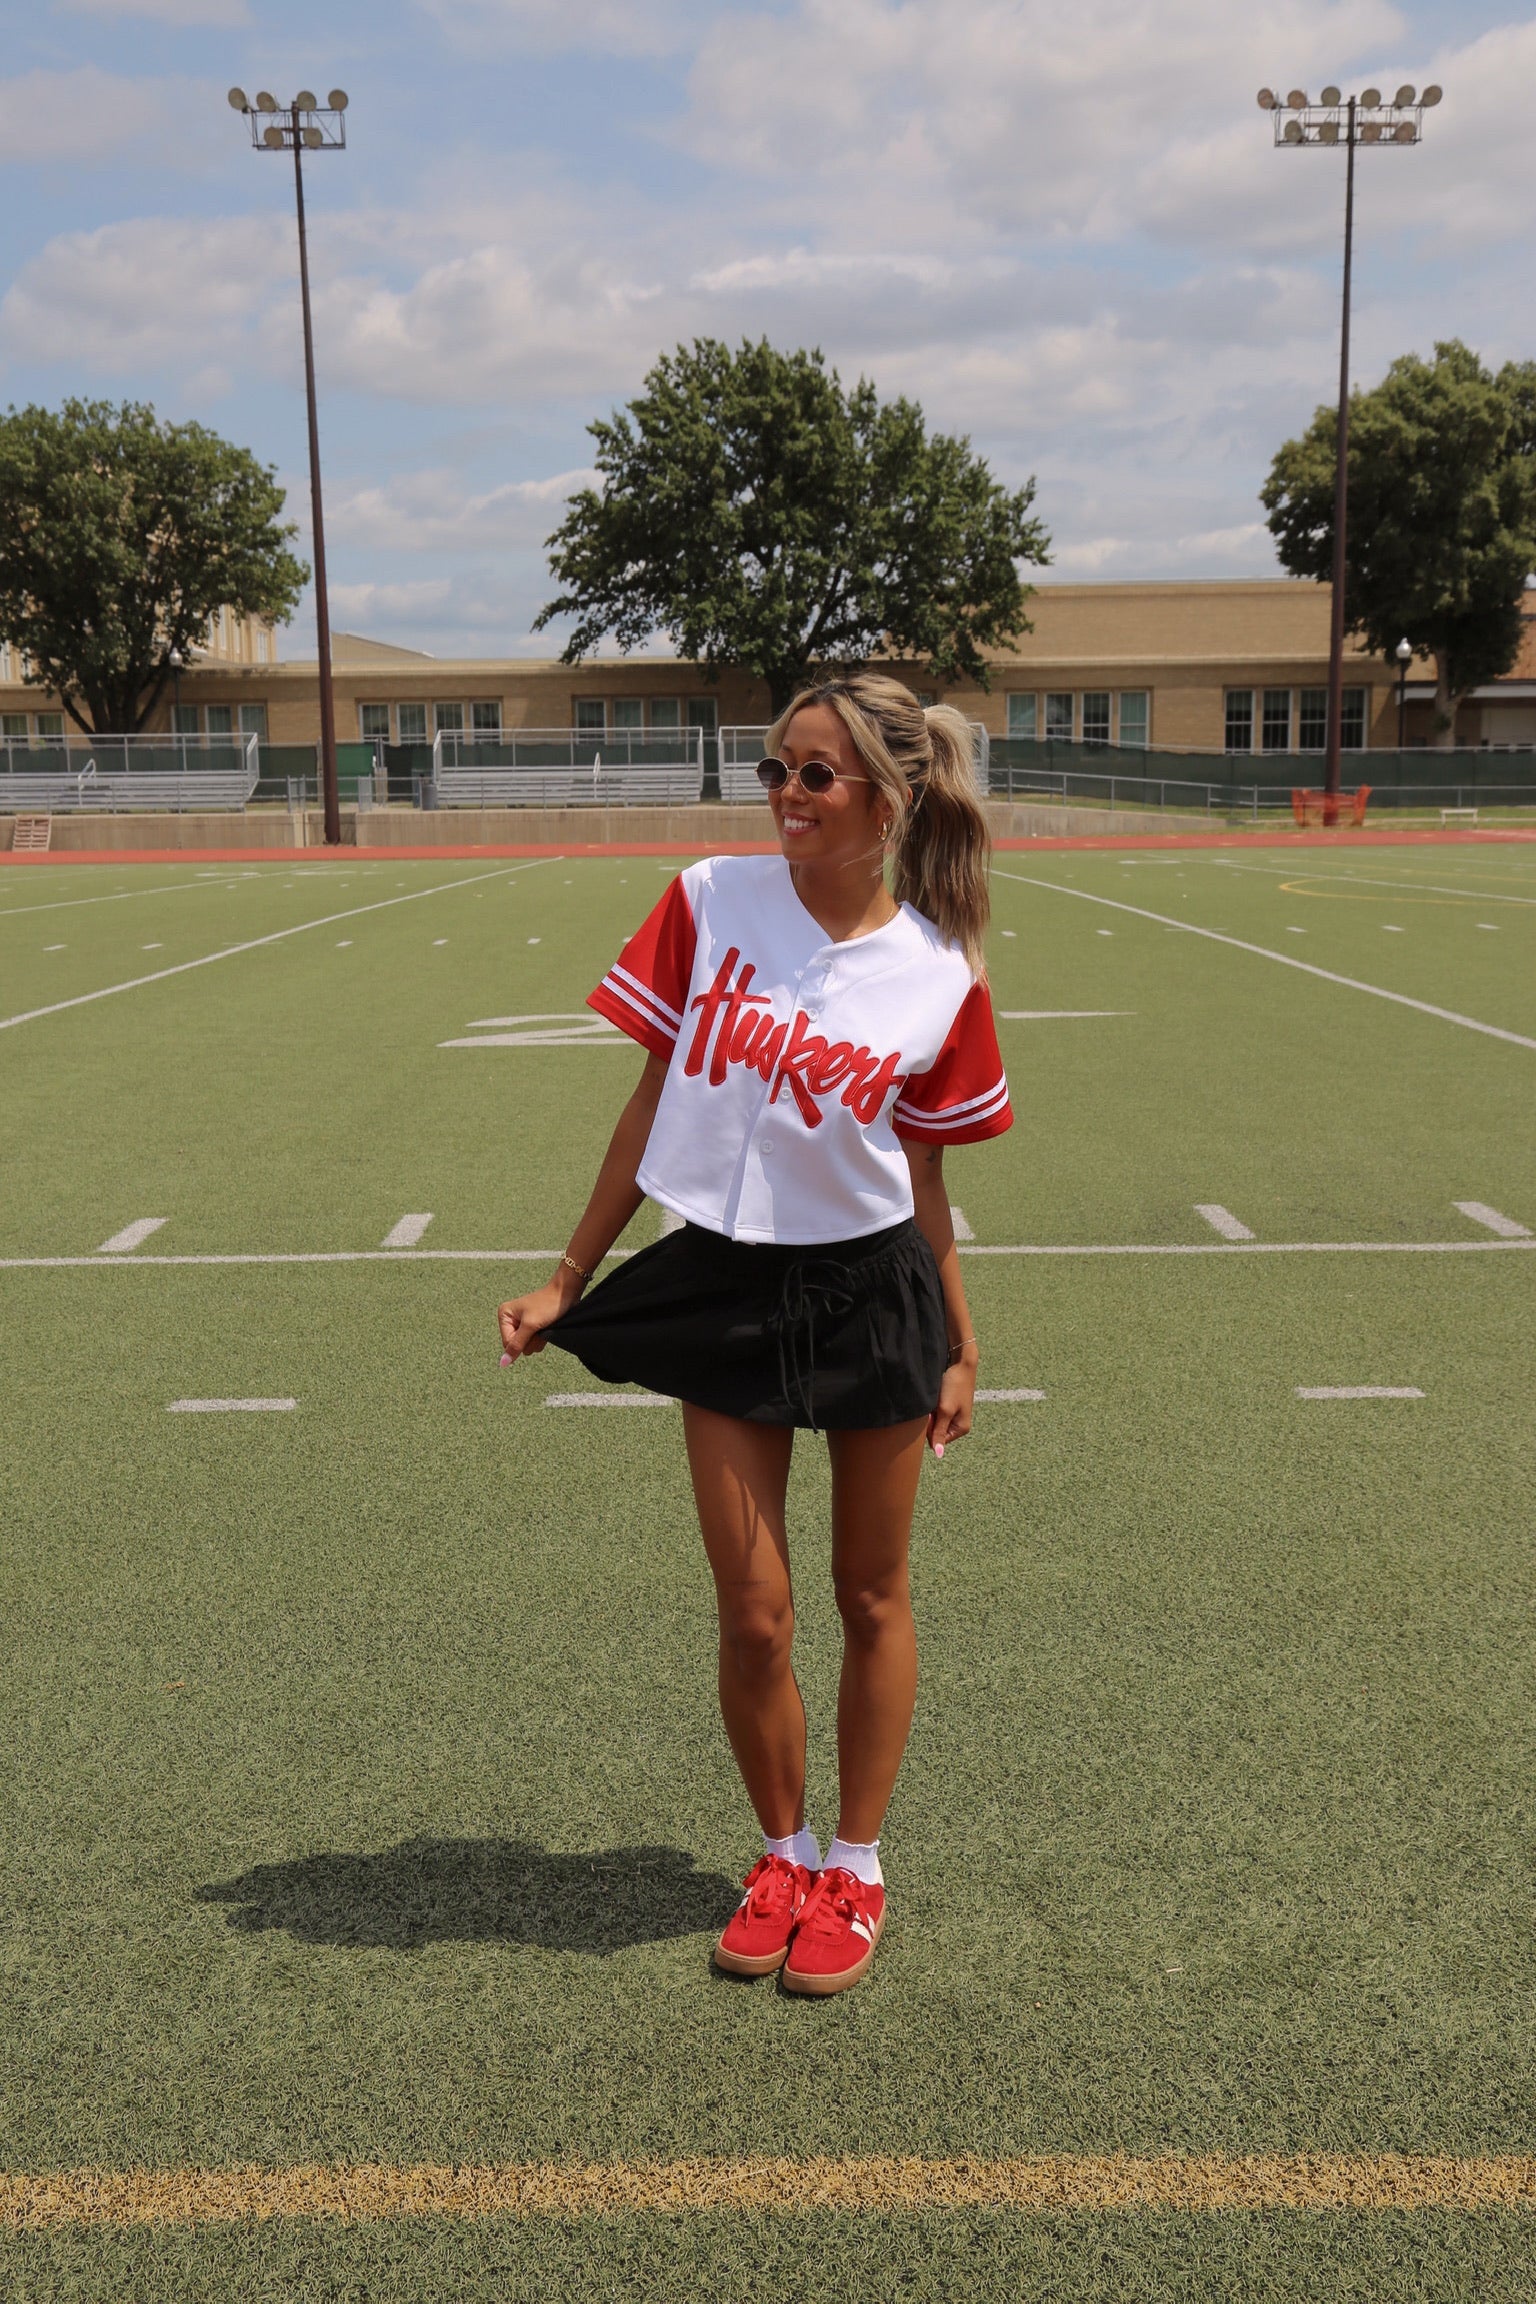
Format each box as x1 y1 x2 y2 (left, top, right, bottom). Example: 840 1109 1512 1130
2 843 1534 2300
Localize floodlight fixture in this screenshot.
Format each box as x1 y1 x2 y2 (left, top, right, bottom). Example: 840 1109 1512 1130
1257 87 1277 108
235 89 352 846
1259 78 1439 810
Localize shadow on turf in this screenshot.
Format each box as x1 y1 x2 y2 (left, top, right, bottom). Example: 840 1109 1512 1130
194 1838 739 1955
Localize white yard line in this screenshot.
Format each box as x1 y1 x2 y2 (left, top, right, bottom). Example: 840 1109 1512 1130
544 1393 671 1408
5 1238 1534 1272
976 1388 1047 1402
949 1205 975 1241
0 879 242 919
380 1213 434 1248
167 1398 297 1413
1211 860 1536 907
1194 1204 1255 1241
993 870 1536 1051
1295 1386 1423 1400
998 1010 1133 1020
96 1217 168 1253
1453 1200 1532 1239
0 861 552 1034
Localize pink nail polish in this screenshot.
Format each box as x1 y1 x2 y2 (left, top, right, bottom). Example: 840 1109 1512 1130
499 1353 512 1366
933 1442 945 1460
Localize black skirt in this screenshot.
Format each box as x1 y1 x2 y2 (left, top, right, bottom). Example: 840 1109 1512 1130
543 1218 947 1430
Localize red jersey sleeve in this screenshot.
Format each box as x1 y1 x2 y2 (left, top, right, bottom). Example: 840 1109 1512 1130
892 980 1013 1145
588 874 698 1059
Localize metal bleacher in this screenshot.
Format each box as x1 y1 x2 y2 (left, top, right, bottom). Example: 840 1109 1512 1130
431 728 705 807
0 734 260 813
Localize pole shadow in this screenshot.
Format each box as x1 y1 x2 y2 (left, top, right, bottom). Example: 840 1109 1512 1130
194 1837 739 1955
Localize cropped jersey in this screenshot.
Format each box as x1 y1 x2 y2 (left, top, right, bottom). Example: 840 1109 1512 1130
588 853 1011 1246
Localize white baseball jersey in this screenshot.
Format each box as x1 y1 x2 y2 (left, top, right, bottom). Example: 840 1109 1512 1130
589 853 1011 1246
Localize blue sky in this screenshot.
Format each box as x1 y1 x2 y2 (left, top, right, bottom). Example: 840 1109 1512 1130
2 0 1532 660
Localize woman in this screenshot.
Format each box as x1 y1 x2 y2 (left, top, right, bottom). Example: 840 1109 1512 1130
497 673 1011 1996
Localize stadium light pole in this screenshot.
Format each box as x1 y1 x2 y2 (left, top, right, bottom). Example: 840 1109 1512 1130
229 85 349 847
1258 79 1440 820
1395 635 1413 749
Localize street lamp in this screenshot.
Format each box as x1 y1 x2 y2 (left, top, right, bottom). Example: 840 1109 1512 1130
1395 635 1413 750
1258 80 1440 820
229 84 349 847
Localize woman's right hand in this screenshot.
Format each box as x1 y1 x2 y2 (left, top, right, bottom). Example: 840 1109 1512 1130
498 1274 579 1364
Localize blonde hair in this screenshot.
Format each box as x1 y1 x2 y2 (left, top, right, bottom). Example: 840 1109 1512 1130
767 672 991 976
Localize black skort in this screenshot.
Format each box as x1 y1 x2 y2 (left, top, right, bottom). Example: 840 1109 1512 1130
542 1217 947 1431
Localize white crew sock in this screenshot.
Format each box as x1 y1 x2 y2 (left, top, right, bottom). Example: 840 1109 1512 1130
823 1835 882 1887
764 1826 822 1873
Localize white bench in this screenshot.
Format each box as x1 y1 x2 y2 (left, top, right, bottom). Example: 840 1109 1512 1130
433 766 703 808
1439 805 1478 826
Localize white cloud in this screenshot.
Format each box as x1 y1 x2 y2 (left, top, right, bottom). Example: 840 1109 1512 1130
0 213 293 376
0 69 192 165
331 467 597 551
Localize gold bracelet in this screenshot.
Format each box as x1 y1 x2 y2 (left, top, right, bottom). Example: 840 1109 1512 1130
946 1336 978 1367
559 1251 594 1288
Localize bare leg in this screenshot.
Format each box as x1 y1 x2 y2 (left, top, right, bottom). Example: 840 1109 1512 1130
826 1418 928 1845
681 1403 803 1839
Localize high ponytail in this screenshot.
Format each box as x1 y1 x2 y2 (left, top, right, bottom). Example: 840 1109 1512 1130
766 673 992 977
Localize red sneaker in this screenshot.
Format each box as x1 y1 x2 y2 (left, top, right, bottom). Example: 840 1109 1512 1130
781 1866 885 1996
713 1855 813 1976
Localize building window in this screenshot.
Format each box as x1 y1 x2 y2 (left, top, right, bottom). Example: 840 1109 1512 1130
257 627 272 663
470 700 502 733
2 712 29 739
204 704 233 735
239 703 268 741
1118 691 1149 748
397 702 427 742
172 704 199 735
359 703 391 741
687 699 718 731
1261 689 1292 752
434 702 464 733
35 712 64 738
650 698 680 730
1082 691 1111 746
1298 688 1328 751
1045 692 1074 741
612 699 643 731
1341 687 1367 749
1006 693 1038 739
1224 690 1254 751
574 698 605 734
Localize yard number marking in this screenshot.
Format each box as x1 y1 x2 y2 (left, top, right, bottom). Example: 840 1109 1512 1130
381 1214 434 1248
1453 1201 1531 1239
96 1218 168 1254
1194 1204 1255 1242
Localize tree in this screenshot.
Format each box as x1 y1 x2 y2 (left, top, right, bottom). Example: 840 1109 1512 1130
535 338 1049 713
1262 341 1536 746
0 399 308 734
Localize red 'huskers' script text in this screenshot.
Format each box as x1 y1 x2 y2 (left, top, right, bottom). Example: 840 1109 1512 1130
683 948 904 1128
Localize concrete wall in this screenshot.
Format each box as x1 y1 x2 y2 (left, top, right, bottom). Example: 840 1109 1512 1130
2 799 1214 853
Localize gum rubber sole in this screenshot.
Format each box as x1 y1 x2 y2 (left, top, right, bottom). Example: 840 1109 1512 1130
712 1939 791 1978
780 1901 885 1997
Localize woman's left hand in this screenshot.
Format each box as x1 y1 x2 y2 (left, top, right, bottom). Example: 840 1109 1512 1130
928 1350 978 1459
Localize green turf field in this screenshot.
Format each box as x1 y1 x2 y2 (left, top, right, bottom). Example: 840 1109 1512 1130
2 842 1534 2299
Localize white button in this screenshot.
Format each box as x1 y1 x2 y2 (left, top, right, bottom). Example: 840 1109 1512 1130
761 1137 774 1156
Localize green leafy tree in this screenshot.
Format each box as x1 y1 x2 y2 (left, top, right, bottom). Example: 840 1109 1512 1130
0 398 308 734
535 338 1049 713
1262 340 1536 746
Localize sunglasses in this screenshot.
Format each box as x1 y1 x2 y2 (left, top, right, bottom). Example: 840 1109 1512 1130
755 756 873 795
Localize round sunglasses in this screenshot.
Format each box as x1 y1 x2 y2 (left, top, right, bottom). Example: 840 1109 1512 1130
755 755 873 795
